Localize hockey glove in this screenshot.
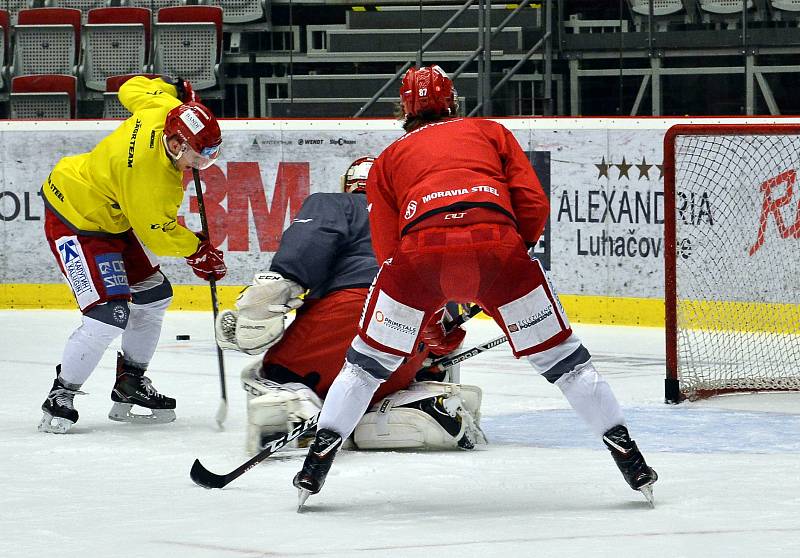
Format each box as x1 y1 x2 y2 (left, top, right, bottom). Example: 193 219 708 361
186 233 226 281
233 272 305 355
421 307 467 356
164 76 199 103
214 309 239 350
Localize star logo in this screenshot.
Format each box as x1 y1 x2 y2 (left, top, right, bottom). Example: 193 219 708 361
656 164 664 179
595 157 610 179
616 157 632 180
636 157 652 180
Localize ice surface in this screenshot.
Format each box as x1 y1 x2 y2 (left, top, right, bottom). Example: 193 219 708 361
2 310 799 557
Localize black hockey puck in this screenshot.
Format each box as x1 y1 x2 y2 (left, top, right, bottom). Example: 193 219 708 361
176 334 191 341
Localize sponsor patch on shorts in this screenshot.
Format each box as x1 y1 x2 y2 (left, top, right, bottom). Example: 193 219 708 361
55 236 99 309
95 253 130 296
366 291 424 353
498 286 565 352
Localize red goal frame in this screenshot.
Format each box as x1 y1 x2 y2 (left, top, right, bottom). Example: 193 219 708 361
663 124 800 403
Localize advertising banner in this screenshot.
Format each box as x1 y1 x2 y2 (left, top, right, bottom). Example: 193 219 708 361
1 118 795 309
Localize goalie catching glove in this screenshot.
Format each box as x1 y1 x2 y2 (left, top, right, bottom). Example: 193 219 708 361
214 272 304 355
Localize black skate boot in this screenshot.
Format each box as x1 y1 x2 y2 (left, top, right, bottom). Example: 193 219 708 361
39 365 84 434
603 424 659 507
293 428 343 511
109 353 176 424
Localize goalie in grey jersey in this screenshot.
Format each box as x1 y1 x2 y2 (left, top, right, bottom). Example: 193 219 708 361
215 157 485 453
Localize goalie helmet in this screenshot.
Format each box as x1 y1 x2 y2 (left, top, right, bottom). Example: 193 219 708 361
341 156 375 193
163 102 222 170
400 65 455 118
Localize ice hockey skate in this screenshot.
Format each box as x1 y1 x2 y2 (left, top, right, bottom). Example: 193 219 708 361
108 353 176 424
603 424 658 507
293 428 343 512
39 366 84 434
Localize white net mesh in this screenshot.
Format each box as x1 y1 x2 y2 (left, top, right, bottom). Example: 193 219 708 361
673 133 800 399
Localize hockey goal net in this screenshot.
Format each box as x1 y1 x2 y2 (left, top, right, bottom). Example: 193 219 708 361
664 124 800 402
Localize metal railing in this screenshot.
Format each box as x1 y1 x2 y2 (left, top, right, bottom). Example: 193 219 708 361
353 0 553 118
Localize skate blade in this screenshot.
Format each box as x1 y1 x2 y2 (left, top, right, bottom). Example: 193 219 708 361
108 402 176 424
639 484 656 508
38 412 74 434
297 489 311 513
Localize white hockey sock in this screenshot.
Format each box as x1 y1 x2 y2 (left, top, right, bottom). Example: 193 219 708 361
120 297 170 367
60 316 125 387
555 361 625 438
318 360 383 439
526 333 583 373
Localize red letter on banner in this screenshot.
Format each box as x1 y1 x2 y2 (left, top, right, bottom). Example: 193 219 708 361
180 163 310 252
749 169 800 255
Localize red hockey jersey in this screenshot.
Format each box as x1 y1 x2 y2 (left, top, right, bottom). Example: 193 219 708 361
367 117 549 263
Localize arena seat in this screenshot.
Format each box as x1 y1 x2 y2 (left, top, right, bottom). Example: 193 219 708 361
12 8 81 77
153 5 223 90
82 7 151 91
102 72 159 118
10 74 77 118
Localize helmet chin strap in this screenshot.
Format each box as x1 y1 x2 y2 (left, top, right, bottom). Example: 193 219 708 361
162 134 187 168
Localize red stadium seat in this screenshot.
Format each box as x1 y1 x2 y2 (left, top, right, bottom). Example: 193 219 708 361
10 74 78 119
157 6 223 61
82 7 152 91
153 6 223 91
88 7 152 61
13 8 82 78
103 73 160 118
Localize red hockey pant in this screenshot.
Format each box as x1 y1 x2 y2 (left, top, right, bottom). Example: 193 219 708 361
264 288 428 402
358 223 572 358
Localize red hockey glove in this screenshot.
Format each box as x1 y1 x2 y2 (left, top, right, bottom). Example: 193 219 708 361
186 234 226 281
421 309 467 356
164 76 199 103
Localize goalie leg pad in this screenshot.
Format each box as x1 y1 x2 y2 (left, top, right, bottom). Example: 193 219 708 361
354 384 486 451
248 382 322 428
406 381 483 423
241 361 323 454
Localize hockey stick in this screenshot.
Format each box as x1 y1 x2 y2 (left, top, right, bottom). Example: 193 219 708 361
192 168 228 428
191 413 320 489
190 304 486 489
189 330 506 489
428 333 509 369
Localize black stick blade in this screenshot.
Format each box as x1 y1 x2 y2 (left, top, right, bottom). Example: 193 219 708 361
190 459 229 489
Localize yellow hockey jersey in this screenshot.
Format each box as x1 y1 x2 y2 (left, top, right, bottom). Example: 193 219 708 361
41 76 201 257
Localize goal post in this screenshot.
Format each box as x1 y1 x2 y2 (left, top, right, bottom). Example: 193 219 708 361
663 124 800 403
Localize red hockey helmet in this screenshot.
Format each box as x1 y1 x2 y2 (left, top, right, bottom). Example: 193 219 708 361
163 102 222 170
341 156 375 193
399 65 455 118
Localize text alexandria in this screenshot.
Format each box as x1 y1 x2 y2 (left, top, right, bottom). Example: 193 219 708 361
557 190 714 226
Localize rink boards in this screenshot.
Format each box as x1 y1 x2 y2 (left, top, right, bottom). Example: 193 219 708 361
2 116 799 326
